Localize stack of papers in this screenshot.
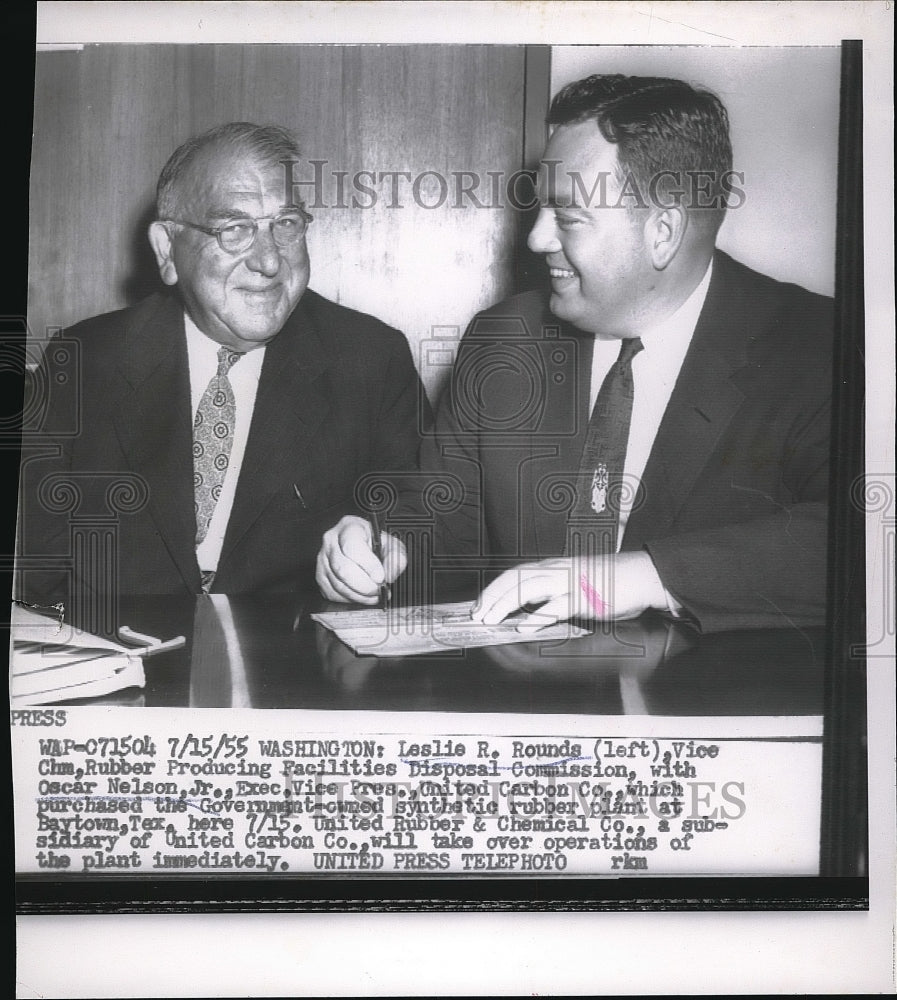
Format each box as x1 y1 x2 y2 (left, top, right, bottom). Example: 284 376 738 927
9 603 146 705
312 600 590 657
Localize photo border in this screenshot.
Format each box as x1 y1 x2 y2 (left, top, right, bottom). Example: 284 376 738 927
9 3 894 996
13 35 866 914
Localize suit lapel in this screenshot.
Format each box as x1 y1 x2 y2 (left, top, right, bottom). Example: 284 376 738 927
218 299 332 565
531 324 594 557
624 253 749 547
111 295 201 591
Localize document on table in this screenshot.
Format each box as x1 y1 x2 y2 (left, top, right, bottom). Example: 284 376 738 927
312 601 591 656
9 602 147 705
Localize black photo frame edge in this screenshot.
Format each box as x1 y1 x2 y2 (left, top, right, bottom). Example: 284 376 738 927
8 34 869 915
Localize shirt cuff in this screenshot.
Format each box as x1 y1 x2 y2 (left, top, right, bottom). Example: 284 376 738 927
638 549 682 616
662 587 684 617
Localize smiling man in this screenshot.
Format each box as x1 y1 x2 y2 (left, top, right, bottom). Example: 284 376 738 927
20 123 426 605
317 74 833 634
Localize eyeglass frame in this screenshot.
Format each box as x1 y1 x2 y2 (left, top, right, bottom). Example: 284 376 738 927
160 204 314 254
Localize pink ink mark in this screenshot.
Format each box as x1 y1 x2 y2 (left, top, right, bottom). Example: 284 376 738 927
580 574 608 616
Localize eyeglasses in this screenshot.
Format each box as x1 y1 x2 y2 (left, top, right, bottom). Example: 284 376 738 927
162 206 313 254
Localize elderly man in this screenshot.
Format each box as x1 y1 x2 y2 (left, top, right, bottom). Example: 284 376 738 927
19 122 425 604
317 74 833 633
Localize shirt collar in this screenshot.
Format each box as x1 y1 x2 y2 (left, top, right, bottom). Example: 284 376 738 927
183 312 266 406
184 311 233 360
639 258 714 351
183 312 267 367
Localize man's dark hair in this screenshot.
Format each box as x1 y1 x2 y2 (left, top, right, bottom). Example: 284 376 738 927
156 122 300 218
548 74 734 231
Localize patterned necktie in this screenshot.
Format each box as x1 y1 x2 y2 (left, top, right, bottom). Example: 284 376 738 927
193 346 243 546
566 336 644 556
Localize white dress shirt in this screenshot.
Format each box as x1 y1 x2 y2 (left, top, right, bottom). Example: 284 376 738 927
184 314 266 575
588 260 714 550
584 262 713 613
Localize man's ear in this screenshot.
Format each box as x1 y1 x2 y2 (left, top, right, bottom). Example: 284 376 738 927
645 205 687 270
148 222 179 286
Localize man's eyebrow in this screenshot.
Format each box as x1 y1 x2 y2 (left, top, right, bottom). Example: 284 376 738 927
204 206 253 221
204 205 303 221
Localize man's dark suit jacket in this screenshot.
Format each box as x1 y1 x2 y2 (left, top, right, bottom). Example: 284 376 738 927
19 289 427 602
413 251 833 632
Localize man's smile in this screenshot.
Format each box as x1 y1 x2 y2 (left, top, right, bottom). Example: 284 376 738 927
548 264 579 289
237 284 283 301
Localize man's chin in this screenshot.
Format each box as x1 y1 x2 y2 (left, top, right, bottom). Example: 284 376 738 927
548 290 580 326
215 318 286 351
228 303 296 345
547 294 606 337
234 327 284 349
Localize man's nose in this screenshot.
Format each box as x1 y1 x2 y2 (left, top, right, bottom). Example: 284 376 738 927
244 224 282 276
527 208 562 254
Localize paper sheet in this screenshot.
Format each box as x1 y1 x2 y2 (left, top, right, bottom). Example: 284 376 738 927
9 603 146 705
312 600 590 656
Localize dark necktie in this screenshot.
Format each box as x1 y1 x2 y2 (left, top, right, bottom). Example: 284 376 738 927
566 336 644 556
193 346 243 547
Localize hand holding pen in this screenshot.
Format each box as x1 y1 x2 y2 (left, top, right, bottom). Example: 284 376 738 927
367 511 391 611
315 513 408 606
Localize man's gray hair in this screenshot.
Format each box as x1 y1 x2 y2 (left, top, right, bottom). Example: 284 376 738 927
156 122 300 218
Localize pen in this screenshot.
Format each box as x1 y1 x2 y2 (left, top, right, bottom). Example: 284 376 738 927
130 635 187 658
293 483 307 508
118 626 187 658
368 511 391 611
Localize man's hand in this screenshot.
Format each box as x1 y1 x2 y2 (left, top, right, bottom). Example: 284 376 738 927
316 515 408 604
471 551 669 631
481 616 683 678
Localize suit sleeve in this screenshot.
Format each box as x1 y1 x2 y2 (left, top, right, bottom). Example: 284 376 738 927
645 349 832 633
372 330 433 472
393 324 489 562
